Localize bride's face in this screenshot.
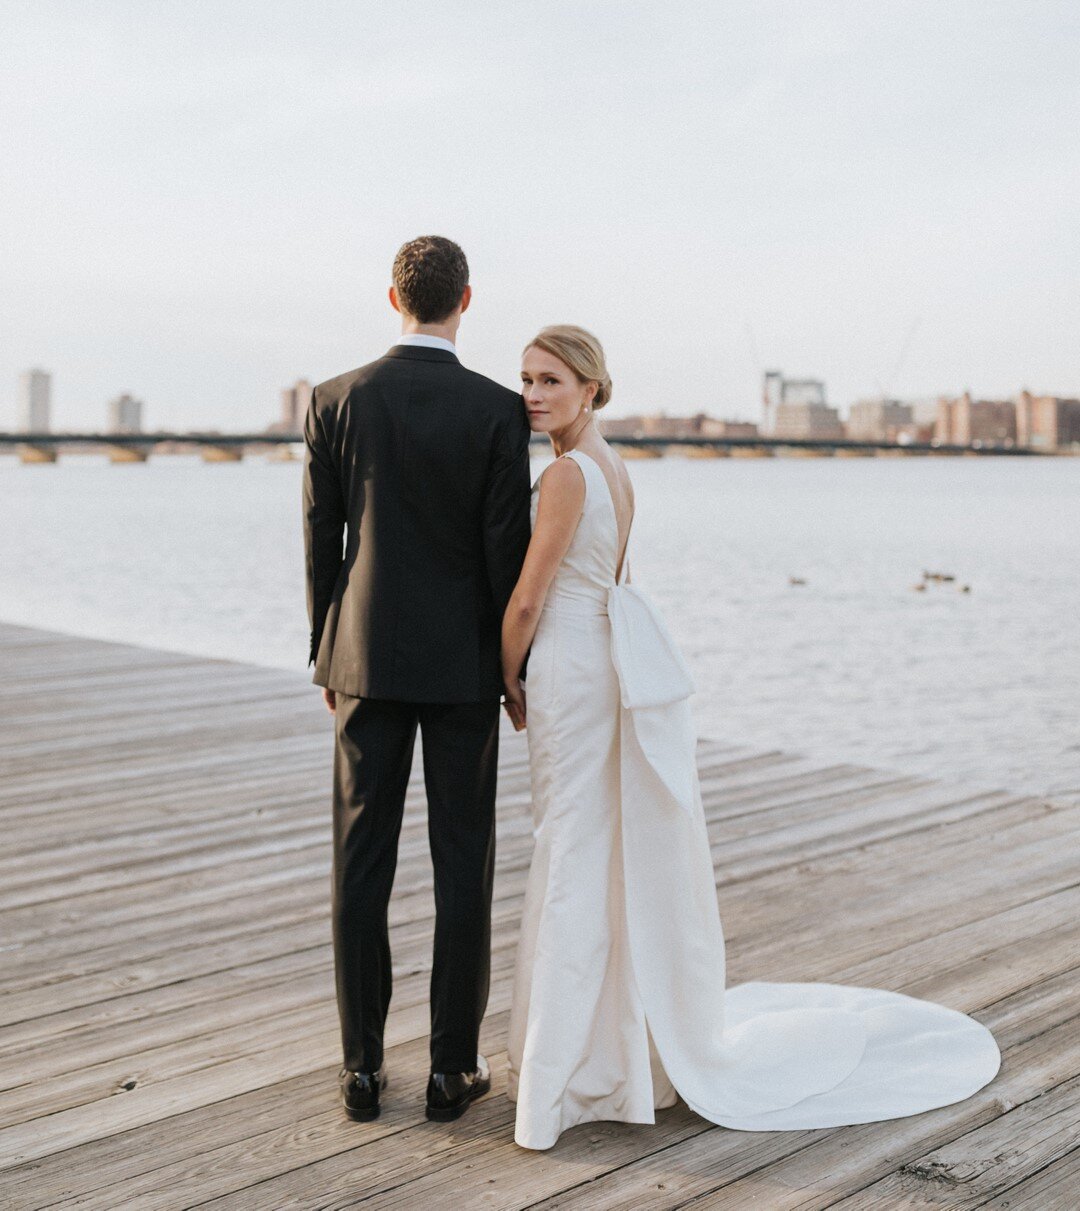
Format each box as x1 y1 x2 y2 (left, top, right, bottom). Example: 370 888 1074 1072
520 347 593 435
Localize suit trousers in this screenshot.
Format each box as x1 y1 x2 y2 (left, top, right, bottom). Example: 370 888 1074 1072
331 692 500 1074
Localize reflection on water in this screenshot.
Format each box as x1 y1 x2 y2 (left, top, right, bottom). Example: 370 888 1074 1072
2 451 1077 799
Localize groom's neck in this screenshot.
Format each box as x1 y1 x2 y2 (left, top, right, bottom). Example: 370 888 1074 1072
400 316 460 345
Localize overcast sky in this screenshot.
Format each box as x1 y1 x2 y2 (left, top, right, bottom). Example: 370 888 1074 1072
2 0 1077 430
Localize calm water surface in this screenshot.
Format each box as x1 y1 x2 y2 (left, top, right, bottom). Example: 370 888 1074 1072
2 451 1077 799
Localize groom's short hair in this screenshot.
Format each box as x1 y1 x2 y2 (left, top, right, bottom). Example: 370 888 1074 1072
392 236 470 324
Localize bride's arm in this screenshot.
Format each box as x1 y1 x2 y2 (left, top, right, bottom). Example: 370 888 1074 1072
500 458 585 728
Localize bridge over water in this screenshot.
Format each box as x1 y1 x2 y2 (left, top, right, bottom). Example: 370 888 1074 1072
0 431 1044 462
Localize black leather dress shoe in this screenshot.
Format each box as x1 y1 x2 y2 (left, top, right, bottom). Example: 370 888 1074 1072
425 1053 491 1121
340 1064 387 1121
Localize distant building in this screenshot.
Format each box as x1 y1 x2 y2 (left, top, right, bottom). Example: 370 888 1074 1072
934 393 1017 447
698 418 759 439
600 414 688 438
637 413 687 438
762 371 844 440
593 414 637 438
773 402 845 440
847 398 914 442
599 413 758 440
890 421 936 446
1015 391 1080 449
107 393 143 433
910 399 941 427
272 378 313 435
18 368 51 432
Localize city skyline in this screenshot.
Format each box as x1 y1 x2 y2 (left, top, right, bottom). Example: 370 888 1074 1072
2 2 1078 431
9 363 1077 452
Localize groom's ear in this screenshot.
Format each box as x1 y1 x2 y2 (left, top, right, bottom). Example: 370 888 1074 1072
459 284 472 315
388 285 402 315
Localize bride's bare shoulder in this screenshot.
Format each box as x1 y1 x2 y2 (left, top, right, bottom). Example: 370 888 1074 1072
533 456 585 536
538 454 585 495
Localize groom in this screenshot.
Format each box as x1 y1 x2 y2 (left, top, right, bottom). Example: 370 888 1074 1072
302 236 532 1122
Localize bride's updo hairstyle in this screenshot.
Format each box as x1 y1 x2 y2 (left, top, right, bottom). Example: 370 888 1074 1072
524 325 613 410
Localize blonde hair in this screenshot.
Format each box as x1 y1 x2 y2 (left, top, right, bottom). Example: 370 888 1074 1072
524 324 613 410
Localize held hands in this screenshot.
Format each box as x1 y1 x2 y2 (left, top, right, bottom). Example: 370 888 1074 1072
322 688 336 716
503 678 526 731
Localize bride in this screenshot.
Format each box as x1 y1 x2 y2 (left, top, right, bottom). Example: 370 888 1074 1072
498 324 1001 1152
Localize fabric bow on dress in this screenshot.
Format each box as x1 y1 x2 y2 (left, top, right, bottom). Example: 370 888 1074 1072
607 578 700 820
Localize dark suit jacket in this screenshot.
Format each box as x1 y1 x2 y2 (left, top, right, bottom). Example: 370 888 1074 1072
303 343 533 702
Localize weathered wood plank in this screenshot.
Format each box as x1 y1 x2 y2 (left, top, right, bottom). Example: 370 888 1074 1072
0 622 1074 1211
972 1145 1080 1210
829 1073 1080 1207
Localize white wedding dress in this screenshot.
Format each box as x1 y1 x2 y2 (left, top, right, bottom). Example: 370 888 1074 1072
505 447 1001 1152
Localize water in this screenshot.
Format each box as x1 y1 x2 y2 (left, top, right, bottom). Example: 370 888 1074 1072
2 451 1077 800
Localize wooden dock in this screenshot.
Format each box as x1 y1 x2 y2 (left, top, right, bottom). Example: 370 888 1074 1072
1 620 1077 1209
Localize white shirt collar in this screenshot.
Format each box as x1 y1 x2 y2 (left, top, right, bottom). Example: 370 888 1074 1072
396 333 458 355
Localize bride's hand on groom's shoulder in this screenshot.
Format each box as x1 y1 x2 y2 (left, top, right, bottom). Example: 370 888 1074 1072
503 679 526 732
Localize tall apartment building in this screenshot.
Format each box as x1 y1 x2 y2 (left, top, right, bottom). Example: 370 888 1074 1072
18 369 51 432
847 398 914 442
107 393 143 433
934 393 1017 447
277 379 313 435
1015 391 1080 449
762 371 844 440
